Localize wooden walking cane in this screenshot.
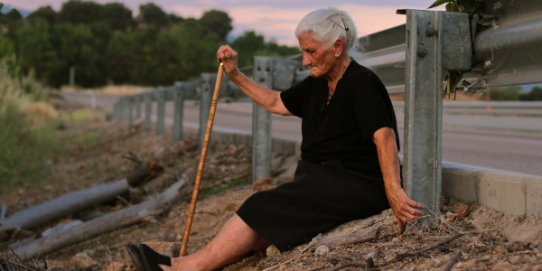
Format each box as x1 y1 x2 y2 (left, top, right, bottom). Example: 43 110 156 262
180 62 225 256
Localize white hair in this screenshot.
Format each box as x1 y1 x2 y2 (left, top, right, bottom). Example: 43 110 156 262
295 7 358 52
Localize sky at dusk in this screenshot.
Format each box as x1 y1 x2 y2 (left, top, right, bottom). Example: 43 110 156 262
6 0 442 45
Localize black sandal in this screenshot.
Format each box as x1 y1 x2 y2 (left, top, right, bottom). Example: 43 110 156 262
127 244 171 271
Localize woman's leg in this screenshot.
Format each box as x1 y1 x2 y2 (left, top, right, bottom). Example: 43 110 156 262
163 214 268 271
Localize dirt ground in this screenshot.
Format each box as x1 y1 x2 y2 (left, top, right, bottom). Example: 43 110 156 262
1 100 541 271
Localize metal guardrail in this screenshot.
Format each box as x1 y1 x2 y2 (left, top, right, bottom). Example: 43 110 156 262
353 1 542 91
393 101 542 117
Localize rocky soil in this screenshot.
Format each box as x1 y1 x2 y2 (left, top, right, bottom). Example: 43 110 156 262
1 103 541 271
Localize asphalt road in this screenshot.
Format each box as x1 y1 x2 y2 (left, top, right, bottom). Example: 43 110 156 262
63 92 542 176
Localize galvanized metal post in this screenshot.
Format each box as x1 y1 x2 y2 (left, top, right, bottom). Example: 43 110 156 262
156 88 166 135
199 73 214 147
402 10 471 213
120 97 129 122
128 96 134 126
173 82 185 141
112 100 120 121
251 56 298 182
135 94 142 119
252 57 273 182
144 93 152 129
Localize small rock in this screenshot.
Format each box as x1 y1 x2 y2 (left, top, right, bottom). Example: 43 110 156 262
252 178 273 192
266 245 281 258
314 245 330 256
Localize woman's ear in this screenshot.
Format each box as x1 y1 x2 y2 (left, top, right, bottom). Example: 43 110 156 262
333 38 345 57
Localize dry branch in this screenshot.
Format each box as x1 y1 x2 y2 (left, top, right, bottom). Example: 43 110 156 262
395 233 463 261
9 178 186 260
0 160 163 234
315 223 382 248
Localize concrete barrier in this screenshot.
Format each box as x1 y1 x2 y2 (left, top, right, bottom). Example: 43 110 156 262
443 162 542 217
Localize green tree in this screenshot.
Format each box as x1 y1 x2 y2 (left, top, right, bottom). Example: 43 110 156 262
487 86 522 101
57 1 133 31
232 31 299 66
520 86 542 101
0 34 14 59
130 19 222 85
232 31 266 67
14 19 61 85
5 8 22 22
106 30 139 84
58 0 104 25
137 3 169 28
101 3 134 31
28 6 57 24
263 41 299 56
199 10 232 41
0 34 18 76
53 23 105 87
0 8 23 31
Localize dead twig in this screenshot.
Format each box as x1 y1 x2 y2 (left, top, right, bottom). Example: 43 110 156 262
422 207 461 234
315 222 382 249
395 233 463 261
327 250 377 271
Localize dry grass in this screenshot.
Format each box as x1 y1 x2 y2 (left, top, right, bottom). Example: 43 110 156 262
61 85 150 96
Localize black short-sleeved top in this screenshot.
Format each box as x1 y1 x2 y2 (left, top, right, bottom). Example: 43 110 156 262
280 60 399 179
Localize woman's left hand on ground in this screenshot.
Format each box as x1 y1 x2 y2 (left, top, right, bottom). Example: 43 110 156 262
385 185 424 232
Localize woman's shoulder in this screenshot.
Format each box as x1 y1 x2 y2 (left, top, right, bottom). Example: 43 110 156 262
343 61 384 90
347 60 380 82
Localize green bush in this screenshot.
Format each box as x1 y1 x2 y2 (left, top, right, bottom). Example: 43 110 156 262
520 86 542 101
0 60 58 194
487 86 522 101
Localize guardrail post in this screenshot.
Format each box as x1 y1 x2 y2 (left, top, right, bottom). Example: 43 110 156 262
144 92 152 129
173 82 185 141
199 73 214 147
252 56 298 182
402 10 471 215
112 100 120 121
119 97 129 122
156 87 166 135
135 94 142 119
128 96 134 126
252 57 272 183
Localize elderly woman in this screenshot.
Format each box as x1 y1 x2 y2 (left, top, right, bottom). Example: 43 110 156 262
129 7 423 271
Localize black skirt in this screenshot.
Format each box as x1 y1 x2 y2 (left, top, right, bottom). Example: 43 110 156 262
236 159 390 251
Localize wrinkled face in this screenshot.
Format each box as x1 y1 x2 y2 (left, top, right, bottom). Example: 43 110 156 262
298 31 336 78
